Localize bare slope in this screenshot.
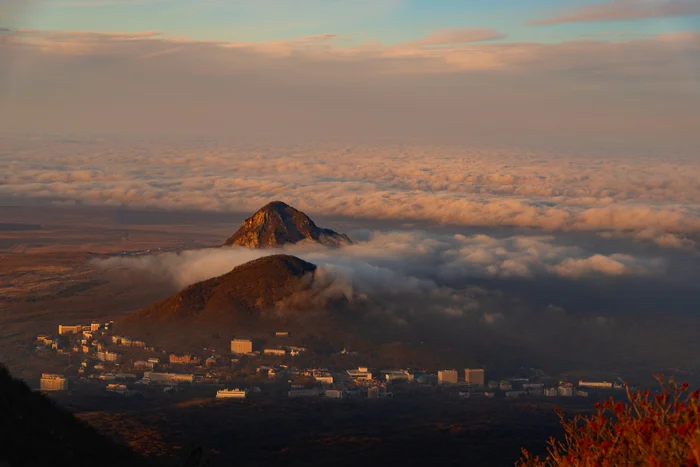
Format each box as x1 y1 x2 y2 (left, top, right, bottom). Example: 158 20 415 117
122 255 317 326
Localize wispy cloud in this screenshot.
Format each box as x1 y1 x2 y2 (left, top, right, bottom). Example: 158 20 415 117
530 0 700 26
405 28 506 47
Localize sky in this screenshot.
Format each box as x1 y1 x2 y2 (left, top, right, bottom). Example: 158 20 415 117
1 0 699 147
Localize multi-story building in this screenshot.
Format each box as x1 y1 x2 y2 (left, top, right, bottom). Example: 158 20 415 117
230 338 253 354
578 380 613 389
216 388 249 399
347 367 373 381
464 369 485 387
314 374 334 385
384 370 413 382
438 370 458 385
40 373 68 391
58 325 82 336
169 354 201 365
142 372 195 384
324 389 345 399
558 386 573 397
90 322 101 332
96 351 122 363
288 388 321 398
286 346 307 356
499 381 513 391
106 383 128 395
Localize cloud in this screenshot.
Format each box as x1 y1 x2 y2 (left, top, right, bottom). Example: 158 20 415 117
2 136 700 244
0 26 698 148
96 231 666 291
406 28 506 47
95 230 700 372
530 0 700 26
551 253 664 278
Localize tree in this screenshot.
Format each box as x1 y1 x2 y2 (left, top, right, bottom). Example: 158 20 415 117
518 376 700 467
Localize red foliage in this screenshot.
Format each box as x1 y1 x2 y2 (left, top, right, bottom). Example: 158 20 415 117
518 375 700 467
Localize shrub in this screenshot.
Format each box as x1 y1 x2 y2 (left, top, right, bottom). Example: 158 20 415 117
518 375 700 467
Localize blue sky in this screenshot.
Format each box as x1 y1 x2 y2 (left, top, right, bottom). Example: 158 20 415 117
8 0 700 44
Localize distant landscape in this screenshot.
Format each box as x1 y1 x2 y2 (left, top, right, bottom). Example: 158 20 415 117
2 199 699 466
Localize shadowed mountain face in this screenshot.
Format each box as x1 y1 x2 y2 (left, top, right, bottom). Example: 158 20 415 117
118 255 322 346
224 201 351 248
0 365 149 467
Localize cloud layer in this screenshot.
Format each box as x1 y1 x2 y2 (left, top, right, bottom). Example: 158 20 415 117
97 231 667 290
2 136 700 246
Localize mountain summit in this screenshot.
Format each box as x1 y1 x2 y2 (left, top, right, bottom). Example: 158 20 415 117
224 201 351 248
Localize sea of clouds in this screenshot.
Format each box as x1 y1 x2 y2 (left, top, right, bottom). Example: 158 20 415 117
2 136 700 249
3 134 696 370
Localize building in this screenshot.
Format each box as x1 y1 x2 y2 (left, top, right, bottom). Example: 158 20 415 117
106 383 128 395
230 338 253 355
263 348 287 356
216 388 249 399
544 387 559 397
286 346 307 356
96 351 122 363
464 369 485 387
347 367 373 381
558 386 573 397
40 373 68 391
142 372 195 384
324 389 345 399
438 370 458 385
169 354 201 365
288 388 321 398
384 370 413 383
275 331 289 337
58 324 82 335
499 381 513 391
205 356 218 367
114 373 138 381
134 361 153 370
91 322 101 331
314 374 334 385
579 380 613 389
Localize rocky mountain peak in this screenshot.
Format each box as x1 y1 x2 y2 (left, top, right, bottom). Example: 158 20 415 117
224 201 351 248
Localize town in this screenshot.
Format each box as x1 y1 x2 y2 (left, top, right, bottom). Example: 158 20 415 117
33 320 630 403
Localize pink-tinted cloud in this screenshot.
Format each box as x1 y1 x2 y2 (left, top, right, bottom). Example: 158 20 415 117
530 0 700 26
406 28 506 46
